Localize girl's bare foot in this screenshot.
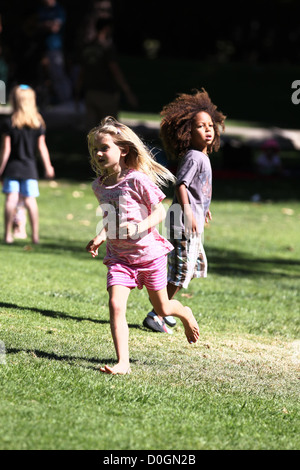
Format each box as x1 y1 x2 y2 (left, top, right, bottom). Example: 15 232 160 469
181 307 200 344
100 364 131 375
5 235 14 244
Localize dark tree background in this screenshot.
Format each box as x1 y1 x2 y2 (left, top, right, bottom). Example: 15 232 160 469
1 0 299 65
1 0 300 127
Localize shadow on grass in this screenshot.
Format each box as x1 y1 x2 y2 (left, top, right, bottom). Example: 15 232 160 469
36 241 101 258
0 301 143 330
0 238 106 260
6 347 139 371
207 246 300 279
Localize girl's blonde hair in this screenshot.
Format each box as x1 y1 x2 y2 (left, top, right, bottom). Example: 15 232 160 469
10 85 46 130
87 116 175 187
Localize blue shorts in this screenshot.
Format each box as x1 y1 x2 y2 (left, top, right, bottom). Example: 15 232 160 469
2 178 39 197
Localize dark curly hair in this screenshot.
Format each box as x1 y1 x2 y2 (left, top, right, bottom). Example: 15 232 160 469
160 88 226 160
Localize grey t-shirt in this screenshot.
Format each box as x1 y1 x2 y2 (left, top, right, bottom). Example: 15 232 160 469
166 149 212 238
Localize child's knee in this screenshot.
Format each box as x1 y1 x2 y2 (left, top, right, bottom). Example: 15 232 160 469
6 192 19 205
109 296 126 316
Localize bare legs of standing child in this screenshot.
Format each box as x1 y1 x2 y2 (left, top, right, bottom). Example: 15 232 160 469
4 193 39 244
24 196 39 244
4 192 19 243
13 198 27 240
100 285 199 375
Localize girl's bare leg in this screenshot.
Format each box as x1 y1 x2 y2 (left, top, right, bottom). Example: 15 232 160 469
151 282 181 321
13 196 27 239
4 192 19 243
148 288 199 343
160 282 182 320
24 196 39 244
100 285 131 375
167 282 182 300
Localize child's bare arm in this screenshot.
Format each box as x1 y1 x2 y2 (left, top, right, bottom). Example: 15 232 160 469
37 135 55 179
176 183 199 235
86 227 107 257
205 209 212 223
0 135 11 177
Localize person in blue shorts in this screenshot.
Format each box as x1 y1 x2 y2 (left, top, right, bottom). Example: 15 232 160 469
0 84 55 244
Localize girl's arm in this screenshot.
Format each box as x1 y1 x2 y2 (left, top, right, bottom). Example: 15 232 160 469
205 209 212 224
37 135 55 179
0 135 11 177
176 183 199 235
121 202 166 238
86 226 107 257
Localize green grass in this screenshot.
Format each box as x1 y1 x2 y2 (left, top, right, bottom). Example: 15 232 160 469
0 179 299 450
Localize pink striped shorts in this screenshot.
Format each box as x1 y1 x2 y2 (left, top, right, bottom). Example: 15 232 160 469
106 255 168 291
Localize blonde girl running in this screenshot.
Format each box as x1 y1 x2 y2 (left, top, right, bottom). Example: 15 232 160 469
86 116 200 375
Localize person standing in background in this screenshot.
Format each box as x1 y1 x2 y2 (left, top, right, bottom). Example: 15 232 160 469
0 85 55 244
37 0 72 104
77 16 137 131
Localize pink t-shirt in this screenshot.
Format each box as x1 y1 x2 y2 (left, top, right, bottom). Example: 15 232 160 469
92 169 173 265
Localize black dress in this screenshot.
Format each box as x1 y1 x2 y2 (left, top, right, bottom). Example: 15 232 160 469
2 118 45 180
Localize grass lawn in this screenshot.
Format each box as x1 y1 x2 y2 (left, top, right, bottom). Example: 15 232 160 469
0 178 299 450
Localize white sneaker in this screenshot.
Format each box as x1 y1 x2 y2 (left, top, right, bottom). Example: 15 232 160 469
144 311 173 334
164 315 177 327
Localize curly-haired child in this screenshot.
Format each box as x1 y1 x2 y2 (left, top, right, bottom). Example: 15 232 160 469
143 88 226 332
